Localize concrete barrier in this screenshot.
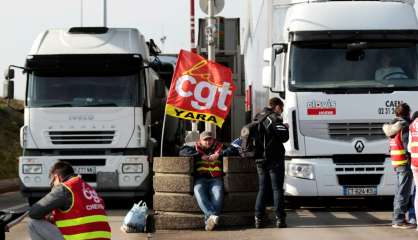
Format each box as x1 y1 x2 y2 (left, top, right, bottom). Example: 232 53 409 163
153 157 194 174
153 174 193 193
154 211 254 230
223 173 258 193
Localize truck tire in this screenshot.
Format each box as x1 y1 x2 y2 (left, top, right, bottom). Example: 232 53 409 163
27 197 40 206
153 157 194 174
153 192 200 213
153 173 194 193
223 173 258 193
223 157 256 173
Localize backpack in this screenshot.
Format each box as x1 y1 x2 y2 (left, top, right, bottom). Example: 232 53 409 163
239 113 271 158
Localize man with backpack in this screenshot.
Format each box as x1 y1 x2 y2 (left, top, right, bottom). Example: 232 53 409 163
252 97 289 229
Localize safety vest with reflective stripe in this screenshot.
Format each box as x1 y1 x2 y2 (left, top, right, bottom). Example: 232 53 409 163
409 119 418 167
390 130 407 167
52 176 111 240
195 142 223 177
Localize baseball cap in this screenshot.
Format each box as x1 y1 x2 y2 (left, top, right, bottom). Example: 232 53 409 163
200 131 213 140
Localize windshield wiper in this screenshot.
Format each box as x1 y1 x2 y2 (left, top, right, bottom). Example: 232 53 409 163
83 103 118 107
41 103 73 107
324 88 394 94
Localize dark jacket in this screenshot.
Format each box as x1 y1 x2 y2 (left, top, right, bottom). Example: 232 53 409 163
254 107 289 163
29 174 76 219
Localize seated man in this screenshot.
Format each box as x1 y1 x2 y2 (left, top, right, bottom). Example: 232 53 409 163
26 161 111 239
179 131 236 231
375 53 408 80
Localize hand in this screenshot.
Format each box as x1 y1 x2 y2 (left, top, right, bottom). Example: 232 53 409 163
209 153 220 161
283 123 289 128
201 155 209 161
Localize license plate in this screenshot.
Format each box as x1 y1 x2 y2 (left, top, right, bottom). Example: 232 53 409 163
343 186 377 196
74 166 96 174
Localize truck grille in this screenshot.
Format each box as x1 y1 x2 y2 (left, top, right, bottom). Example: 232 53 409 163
337 174 382 186
48 131 115 145
328 122 385 140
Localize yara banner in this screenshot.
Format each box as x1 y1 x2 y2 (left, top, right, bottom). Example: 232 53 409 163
165 50 235 128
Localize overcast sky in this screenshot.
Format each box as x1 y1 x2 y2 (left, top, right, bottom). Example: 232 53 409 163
0 0 245 99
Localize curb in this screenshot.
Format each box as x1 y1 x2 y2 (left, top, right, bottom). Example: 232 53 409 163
0 178 20 194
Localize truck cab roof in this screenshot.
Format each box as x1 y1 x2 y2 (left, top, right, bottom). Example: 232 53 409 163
284 1 418 33
28 27 149 60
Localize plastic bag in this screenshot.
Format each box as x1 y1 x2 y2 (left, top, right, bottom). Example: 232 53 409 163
121 201 148 233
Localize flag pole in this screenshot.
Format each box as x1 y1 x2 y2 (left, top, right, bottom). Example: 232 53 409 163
205 0 217 137
160 106 168 157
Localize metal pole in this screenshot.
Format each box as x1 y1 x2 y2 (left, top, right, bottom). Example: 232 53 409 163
80 0 83 27
103 0 107 27
205 0 217 136
191 0 198 133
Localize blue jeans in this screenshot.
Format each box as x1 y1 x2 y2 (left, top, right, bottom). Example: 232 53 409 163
194 177 224 221
255 162 286 219
408 184 416 222
393 165 413 224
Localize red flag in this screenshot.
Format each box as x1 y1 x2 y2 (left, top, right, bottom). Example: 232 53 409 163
165 50 235 128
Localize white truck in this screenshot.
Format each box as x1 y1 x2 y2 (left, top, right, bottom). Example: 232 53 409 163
243 0 418 200
4 27 167 203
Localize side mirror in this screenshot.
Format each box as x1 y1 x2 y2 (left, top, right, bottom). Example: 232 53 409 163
262 66 272 88
263 48 273 63
154 79 166 98
4 68 15 80
3 80 14 99
262 44 287 91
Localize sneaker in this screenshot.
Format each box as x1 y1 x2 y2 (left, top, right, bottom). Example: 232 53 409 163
409 218 417 225
276 217 287 228
212 215 219 225
392 222 415 229
205 215 216 231
254 216 263 229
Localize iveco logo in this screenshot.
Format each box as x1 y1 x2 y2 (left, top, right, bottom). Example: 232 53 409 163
69 115 94 121
354 140 365 153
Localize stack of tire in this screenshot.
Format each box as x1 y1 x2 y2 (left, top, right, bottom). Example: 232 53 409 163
153 156 258 230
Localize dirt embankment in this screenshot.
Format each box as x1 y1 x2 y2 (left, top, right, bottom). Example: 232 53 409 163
0 98 23 179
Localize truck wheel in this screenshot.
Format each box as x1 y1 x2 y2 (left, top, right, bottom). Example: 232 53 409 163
27 197 40 206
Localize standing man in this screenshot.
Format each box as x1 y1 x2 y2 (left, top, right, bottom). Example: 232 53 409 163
27 161 111 239
383 103 414 229
254 97 289 228
180 131 236 231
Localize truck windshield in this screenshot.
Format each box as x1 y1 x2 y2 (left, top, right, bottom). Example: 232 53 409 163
289 42 418 91
27 73 141 107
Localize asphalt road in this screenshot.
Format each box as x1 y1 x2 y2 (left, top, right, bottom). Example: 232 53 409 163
3 191 418 240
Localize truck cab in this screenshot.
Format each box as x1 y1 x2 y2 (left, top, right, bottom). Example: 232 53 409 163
246 0 418 198
5 27 161 202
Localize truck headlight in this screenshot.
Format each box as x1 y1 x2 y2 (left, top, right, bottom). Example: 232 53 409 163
23 164 42 174
288 163 315 180
122 163 143 173
20 126 28 148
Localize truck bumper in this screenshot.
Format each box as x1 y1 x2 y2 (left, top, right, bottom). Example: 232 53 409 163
19 155 151 197
284 157 395 197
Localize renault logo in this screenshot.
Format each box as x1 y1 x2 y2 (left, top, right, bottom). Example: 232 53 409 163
354 140 365 153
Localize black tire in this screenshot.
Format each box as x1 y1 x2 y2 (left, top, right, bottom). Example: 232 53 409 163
27 197 40 206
